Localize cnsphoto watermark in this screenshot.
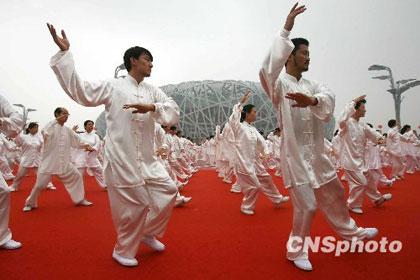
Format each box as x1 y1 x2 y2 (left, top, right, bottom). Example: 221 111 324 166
287 236 403 256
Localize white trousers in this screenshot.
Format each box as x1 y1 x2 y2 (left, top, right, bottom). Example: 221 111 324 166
237 172 283 211
390 154 405 177
345 169 383 209
11 166 53 191
0 174 12 246
25 166 85 208
287 177 371 261
106 166 178 258
78 166 106 188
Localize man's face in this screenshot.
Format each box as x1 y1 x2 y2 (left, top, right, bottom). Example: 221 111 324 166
131 53 153 77
290 44 310 72
57 108 69 123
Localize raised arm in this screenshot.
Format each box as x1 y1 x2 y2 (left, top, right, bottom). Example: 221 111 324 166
47 23 112 107
259 3 306 105
0 94 24 138
338 95 366 130
228 91 250 134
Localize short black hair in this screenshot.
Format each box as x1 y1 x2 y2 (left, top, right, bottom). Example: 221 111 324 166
400 124 411 134
170 126 177 131
54 107 64 117
291 38 309 55
354 99 366 110
367 123 373 128
25 122 38 134
240 104 256 122
84 120 94 127
123 46 153 72
388 119 397 128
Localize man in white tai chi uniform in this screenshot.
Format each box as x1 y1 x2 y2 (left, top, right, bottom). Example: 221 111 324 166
46 23 179 267
0 93 24 250
259 3 378 271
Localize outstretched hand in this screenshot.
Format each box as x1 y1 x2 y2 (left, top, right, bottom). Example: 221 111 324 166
285 92 318 108
284 3 306 31
47 23 70 51
123 103 156 114
240 90 251 104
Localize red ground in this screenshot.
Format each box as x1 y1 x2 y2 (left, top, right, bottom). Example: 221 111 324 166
1 168 419 280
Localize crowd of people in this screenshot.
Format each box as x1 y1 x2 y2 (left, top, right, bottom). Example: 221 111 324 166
0 2 419 273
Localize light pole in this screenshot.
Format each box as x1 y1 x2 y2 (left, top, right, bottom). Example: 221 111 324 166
13 104 37 127
368 64 420 126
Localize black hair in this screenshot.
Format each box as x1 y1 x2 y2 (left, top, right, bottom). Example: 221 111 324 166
334 129 339 136
170 126 177 131
367 123 373 128
400 124 411 134
291 38 309 55
25 122 38 134
354 99 366 110
54 107 64 117
123 46 153 72
388 119 397 128
240 104 256 122
383 133 388 137
84 120 94 127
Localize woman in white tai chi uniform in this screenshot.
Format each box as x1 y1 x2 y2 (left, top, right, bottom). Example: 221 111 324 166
23 108 94 212
259 3 378 271
10 122 55 191
228 91 289 215
73 120 106 189
0 93 24 250
46 23 179 267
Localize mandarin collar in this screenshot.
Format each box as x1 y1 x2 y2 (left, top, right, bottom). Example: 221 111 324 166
126 74 144 87
283 72 301 83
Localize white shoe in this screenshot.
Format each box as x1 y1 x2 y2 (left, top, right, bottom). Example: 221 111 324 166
142 236 165 252
1 239 22 250
46 183 56 190
77 199 93 206
240 208 255 215
273 196 289 208
223 178 232 184
8 186 17 192
349 207 363 214
365 227 378 239
230 185 241 193
23 205 34 212
183 197 192 204
112 250 138 267
274 172 282 177
383 193 392 201
293 259 313 271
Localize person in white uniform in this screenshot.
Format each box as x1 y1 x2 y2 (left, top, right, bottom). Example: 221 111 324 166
338 97 391 214
386 119 406 180
259 3 378 271
46 23 179 267
10 122 56 191
23 108 94 212
228 91 289 215
0 93 24 250
73 120 106 189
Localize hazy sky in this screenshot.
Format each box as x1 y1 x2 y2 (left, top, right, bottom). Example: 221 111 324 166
0 0 419 129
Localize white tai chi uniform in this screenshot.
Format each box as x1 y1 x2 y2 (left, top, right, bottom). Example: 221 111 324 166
50 50 179 259
0 93 24 247
10 131 53 191
0 134 15 180
386 127 405 178
259 28 372 261
228 103 286 212
25 120 89 208
338 101 384 209
73 131 106 188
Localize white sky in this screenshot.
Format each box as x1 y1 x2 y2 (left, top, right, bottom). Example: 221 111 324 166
0 0 419 129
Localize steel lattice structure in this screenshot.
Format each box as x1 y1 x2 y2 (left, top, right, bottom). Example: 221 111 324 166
95 80 336 141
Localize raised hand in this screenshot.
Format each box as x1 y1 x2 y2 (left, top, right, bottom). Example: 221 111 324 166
123 103 156 114
47 23 70 51
353 94 367 103
72 125 79 132
240 90 251 104
285 92 318 108
284 3 307 31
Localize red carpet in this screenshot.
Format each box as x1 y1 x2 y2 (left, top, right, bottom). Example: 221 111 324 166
1 168 419 280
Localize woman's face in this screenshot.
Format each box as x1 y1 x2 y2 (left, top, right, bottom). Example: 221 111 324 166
29 126 38 135
246 108 257 122
85 122 94 133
